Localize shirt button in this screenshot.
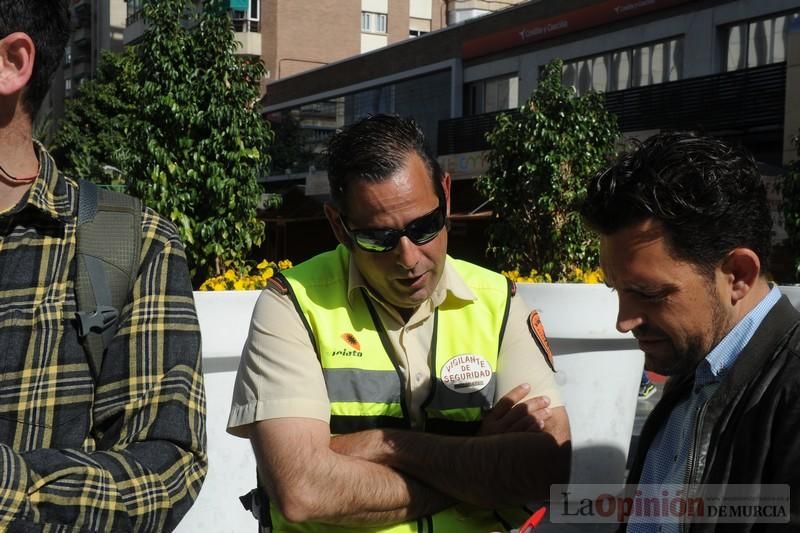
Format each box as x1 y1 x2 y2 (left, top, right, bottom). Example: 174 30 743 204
415 372 424 383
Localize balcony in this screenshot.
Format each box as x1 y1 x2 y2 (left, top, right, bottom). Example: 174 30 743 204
232 17 261 56
234 30 261 56
438 63 787 156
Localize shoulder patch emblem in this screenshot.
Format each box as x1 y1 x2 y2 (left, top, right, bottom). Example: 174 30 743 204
266 276 289 296
528 310 555 372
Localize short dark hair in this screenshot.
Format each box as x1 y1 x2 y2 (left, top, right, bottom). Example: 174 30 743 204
326 114 445 213
581 131 773 274
0 0 70 118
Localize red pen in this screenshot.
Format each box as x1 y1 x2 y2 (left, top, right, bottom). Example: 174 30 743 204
518 506 547 533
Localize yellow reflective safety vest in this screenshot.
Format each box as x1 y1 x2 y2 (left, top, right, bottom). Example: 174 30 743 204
262 245 527 533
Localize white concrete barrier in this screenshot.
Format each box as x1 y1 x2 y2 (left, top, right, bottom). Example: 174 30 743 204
176 291 261 533
516 283 642 489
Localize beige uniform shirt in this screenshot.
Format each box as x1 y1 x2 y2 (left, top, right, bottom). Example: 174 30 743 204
228 257 562 436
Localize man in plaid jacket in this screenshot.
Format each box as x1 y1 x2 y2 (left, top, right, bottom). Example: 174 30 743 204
0 1 207 531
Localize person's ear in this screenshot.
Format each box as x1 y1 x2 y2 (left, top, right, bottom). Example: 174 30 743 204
323 202 353 250
720 248 761 304
0 32 35 97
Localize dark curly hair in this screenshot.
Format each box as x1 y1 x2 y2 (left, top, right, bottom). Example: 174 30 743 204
326 114 445 213
581 131 773 275
0 0 70 118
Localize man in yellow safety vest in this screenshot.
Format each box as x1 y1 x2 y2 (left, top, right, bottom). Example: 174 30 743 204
228 114 571 532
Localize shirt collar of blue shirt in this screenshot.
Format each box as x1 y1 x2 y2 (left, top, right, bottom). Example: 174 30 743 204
695 284 782 387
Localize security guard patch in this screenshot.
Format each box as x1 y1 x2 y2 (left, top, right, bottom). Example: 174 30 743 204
528 310 555 372
266 276 289 296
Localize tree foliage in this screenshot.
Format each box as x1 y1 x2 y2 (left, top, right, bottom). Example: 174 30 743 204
53 0 272 281
779 131 800 281
476 59 619 281
53 52 136 186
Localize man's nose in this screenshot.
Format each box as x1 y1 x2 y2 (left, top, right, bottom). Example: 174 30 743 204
395 236 421 270
616 297 645 334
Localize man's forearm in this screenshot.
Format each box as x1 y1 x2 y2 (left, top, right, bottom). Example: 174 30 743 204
334 428 570 508
318 469 454 526
0 441 205 532
252 419 453 526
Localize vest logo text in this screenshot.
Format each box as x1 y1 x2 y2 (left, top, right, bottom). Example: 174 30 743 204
330 349 363 357
441 353 493 393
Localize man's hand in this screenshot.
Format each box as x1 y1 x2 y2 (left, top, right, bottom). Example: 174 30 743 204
478 383 552 436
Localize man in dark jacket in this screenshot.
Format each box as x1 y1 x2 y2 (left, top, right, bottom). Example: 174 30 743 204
581 132 799 532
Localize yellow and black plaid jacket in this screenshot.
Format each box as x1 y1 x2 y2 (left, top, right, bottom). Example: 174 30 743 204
0 146 207 531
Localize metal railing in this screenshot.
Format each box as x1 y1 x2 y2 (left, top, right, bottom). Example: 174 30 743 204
438 63 787 155
232 18 261 33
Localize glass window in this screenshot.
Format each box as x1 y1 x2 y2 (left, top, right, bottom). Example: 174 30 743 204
126 0 144 24
270 69 451 176
562 36 683 95
612 50 631 90
464 74 519 115
591 55 608 92
64 45 72 66
723 11 799 71
345 70 451 151
233 0 260 31
362 12 387 34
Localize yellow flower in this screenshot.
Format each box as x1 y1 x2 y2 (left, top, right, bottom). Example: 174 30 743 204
584 270 603 284
199 258 293 290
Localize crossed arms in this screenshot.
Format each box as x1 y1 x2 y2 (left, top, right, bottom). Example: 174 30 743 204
248 384 570 526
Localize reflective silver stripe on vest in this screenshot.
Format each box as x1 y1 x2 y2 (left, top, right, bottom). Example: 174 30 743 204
323 368 402 403
425 375 496 411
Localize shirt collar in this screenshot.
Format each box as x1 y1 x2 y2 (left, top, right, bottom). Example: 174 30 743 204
7 142 72 223
345 251 476 310
695 284 782 386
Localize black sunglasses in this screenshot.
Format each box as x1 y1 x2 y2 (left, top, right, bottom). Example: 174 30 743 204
340 203 447 253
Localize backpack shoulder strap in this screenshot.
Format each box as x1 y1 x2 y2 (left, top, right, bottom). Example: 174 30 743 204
75 179 143 380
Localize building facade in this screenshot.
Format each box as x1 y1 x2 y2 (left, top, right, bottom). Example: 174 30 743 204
42 0 127 127
258 0 800 264
264 0 799 169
